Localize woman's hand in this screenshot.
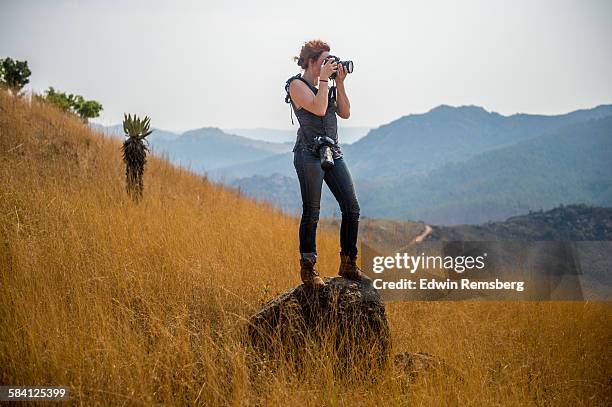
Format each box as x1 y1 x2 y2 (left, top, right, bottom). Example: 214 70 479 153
336 63 348 83
320 58 338 81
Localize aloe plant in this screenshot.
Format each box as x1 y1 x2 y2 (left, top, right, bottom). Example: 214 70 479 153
121 113 153 202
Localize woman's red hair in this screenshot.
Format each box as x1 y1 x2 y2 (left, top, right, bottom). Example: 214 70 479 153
293 39 330 69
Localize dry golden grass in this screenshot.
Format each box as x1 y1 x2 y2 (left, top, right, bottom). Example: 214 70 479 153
1 91 610 405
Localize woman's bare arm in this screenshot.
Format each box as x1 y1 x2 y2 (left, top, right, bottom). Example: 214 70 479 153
289 59 337 116
335 64 350 119
289 80 329 117
336 81 350 119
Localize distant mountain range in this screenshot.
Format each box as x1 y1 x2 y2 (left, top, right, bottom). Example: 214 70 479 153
91 123 181 142
91 124 368 176
428 204 612 241
91 124 294 173
228 104 612 224
223 126 369 144
92 103 612 225
220 104 612 180
358 113 612 224
345 104 612 179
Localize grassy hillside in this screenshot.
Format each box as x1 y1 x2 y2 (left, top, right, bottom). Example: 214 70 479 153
1 92 610 405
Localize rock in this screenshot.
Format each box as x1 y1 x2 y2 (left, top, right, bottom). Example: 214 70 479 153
247 276 391 371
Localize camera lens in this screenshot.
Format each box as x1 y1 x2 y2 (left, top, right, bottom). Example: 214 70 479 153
345 61 353 73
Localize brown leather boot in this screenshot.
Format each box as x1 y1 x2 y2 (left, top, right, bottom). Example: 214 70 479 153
300 257 326 289
339 254 371 282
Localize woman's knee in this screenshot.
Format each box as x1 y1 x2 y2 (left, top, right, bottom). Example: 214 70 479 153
302 203 321 223
341 199 360 220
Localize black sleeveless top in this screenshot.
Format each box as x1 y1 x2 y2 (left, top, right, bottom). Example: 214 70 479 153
285 74 343 159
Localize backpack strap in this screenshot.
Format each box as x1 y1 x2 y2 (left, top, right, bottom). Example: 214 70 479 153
284 73 301 103
284 73 302 125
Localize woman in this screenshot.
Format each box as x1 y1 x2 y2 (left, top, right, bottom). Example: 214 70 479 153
285 39 370 288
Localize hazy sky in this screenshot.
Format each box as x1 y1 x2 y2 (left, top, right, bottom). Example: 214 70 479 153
1 0 611 132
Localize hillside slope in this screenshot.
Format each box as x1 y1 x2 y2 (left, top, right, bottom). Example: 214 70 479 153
0 91 341 402
1 92 609 405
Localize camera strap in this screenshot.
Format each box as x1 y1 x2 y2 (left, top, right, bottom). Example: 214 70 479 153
330 79 337 101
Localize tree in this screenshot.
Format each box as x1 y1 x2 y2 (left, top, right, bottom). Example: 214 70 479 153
121 114 153 202
0 57 32 95
72 95 103 123
44 87 76 112
43 87 103 123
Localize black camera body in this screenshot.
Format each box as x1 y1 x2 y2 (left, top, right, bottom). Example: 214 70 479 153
324 55 354 80
315 136 337 170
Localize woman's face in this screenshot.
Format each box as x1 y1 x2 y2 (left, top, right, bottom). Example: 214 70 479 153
308 51 330 76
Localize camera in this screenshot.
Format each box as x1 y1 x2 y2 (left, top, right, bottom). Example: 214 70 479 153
323 55 354 80
315 136 337 170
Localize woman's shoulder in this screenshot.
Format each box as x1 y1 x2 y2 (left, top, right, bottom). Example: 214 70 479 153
288 77 310 91
289 76 316 93
285 74 304 101
285 74 310 90
288 76 317 111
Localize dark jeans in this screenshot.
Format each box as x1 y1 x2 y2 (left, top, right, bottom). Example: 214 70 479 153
293 147 360 262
